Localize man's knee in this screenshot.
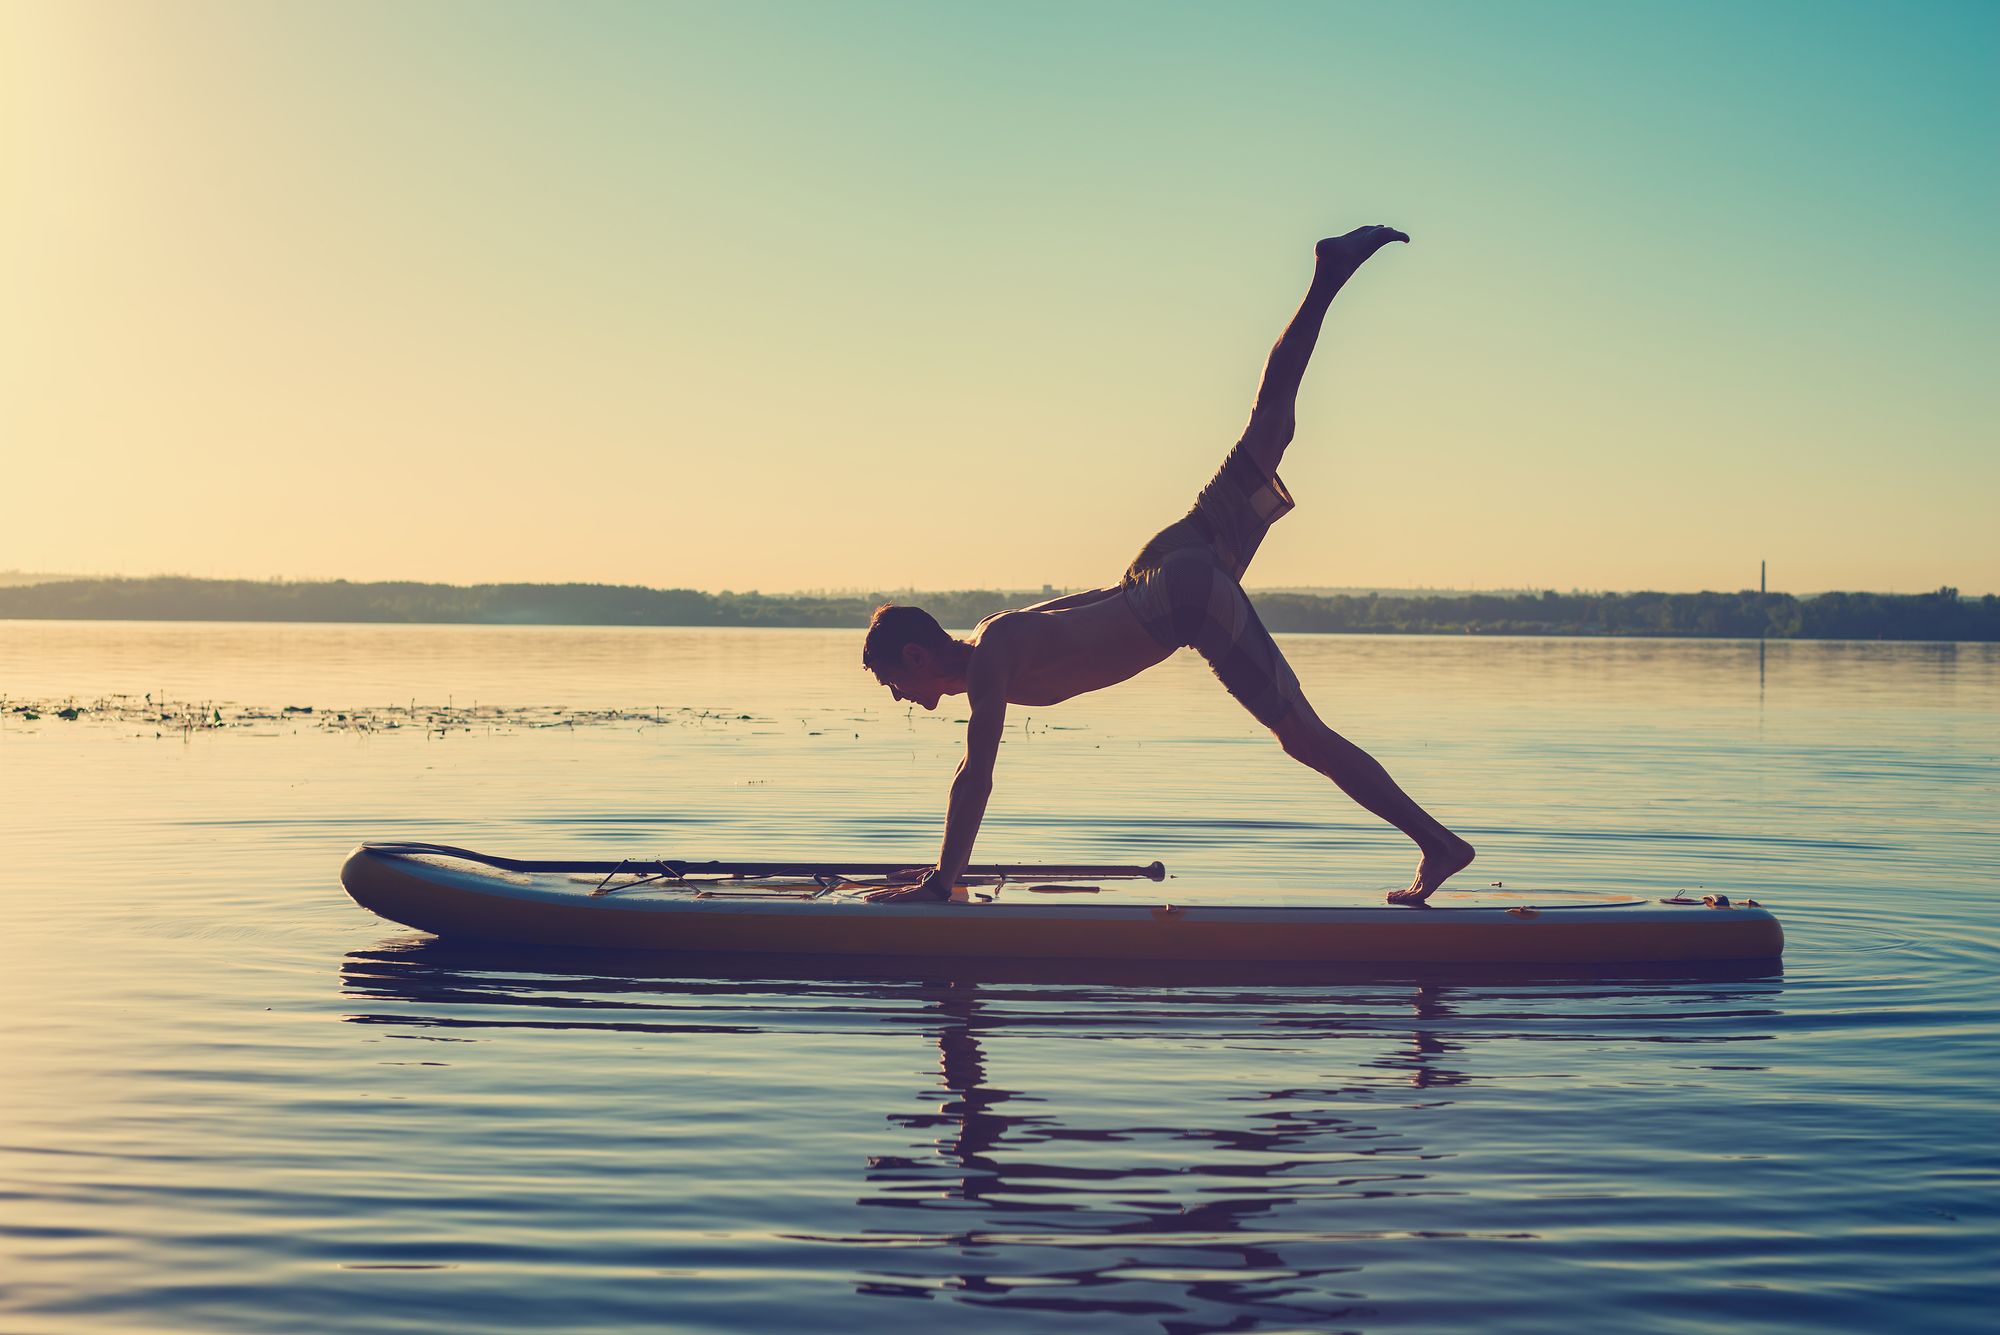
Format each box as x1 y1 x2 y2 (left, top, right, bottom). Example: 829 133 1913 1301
1272 708 1328 760
1231 431 1289 488
1240 415 1294 463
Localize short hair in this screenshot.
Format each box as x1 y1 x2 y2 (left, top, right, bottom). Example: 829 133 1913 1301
862 603 951 675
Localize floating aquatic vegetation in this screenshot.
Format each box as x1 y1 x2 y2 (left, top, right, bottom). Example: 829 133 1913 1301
0 693 801 738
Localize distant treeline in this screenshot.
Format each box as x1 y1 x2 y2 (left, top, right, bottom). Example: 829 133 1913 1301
0 577 1993 641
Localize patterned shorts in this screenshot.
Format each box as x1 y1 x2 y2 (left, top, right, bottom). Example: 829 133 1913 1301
1120 444 1305 729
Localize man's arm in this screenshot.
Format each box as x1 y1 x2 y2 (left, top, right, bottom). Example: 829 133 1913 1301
869 632 1010 903
930 656 1007 887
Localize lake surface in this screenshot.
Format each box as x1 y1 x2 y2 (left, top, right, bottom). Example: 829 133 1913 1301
3 622 1995 1333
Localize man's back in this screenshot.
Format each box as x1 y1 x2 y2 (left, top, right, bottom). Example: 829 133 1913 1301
969 595 1173 708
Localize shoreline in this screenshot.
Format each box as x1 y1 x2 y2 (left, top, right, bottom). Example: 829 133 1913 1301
0 575 1993 643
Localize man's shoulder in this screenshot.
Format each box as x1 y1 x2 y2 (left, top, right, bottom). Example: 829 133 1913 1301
968 609 1048 664
970 608 1029 648
969 607 1008 633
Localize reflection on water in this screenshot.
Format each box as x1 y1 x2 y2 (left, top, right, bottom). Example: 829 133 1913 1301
5 625 1997 1333
337 943 1798 1327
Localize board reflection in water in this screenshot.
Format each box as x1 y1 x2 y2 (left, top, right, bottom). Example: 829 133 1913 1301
341 944 1786 1328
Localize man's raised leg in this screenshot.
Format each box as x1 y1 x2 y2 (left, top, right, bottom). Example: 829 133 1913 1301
1270 701 1475 905
1237 225 1410 478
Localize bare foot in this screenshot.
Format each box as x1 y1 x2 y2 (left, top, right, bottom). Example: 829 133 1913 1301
1385 832 1475 906
1314 224 1410 272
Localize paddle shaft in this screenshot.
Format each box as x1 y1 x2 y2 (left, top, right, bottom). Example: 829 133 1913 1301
360 842 1168 882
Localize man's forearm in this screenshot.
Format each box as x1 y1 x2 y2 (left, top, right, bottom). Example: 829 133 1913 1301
934 764 994 882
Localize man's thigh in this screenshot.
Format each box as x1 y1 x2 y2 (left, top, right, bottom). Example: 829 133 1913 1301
1186 569 1305 729
1190 444 1296 580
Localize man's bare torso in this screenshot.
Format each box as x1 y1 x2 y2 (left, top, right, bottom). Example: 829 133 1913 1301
969 589 1173 707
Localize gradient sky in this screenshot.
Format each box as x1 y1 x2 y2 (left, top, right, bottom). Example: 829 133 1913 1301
5 0 1995 594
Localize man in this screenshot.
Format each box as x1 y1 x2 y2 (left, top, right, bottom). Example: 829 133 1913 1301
863 226 1474 906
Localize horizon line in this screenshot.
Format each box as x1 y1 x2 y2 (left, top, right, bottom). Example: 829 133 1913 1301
0 571 1990 600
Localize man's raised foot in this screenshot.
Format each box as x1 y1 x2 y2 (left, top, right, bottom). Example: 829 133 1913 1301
1314 225 1410 274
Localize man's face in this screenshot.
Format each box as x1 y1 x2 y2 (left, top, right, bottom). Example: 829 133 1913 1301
874 646 946 711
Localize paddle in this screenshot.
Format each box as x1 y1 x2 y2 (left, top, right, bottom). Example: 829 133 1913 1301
359 842 1168 889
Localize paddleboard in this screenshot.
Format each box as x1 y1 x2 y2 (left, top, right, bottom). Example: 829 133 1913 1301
340 843 1783 965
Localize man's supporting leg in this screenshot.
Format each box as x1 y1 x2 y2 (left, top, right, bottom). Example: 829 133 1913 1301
1237 225 1410 478
1270 701 1476 905
1184 562 1473 904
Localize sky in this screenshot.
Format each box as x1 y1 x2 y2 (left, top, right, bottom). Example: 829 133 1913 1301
4 0 1995 595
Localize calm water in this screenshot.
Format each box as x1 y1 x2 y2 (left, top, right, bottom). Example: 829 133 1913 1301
3 622 1996 1333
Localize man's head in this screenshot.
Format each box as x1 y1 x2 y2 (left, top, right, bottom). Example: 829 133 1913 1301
862 603 960 710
